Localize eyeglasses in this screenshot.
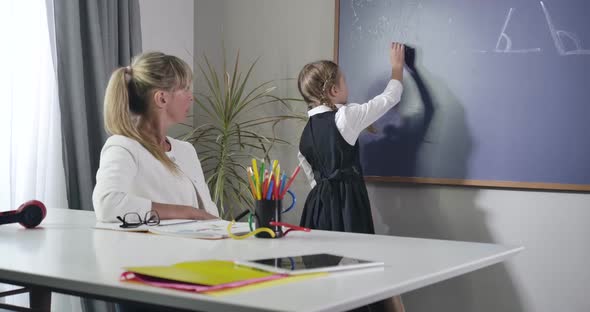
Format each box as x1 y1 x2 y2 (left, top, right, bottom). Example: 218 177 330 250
116 211 160 228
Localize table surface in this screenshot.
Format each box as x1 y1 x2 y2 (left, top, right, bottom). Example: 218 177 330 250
0 209 523 312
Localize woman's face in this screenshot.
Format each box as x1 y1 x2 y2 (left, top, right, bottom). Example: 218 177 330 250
163 85 193 124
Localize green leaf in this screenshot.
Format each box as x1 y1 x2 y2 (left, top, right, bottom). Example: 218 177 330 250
185 49 304 218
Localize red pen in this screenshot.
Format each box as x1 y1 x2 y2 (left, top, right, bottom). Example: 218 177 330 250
279 165 301 199
270 221 311 236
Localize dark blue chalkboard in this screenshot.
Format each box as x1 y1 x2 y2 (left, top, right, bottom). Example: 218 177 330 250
337 0 590 190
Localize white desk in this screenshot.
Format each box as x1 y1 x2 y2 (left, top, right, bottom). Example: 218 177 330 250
0 209 522 312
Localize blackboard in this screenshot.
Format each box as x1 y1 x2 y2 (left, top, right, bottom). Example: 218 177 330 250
336 0 590 191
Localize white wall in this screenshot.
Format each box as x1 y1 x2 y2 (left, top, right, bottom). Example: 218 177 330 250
193 1 590 312
370 184 590 312
140 0 194 139
140 0 194 67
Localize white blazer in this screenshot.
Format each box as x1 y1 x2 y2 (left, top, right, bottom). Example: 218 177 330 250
92 135 219 222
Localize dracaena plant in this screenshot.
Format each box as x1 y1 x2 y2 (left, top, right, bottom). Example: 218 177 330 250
182 51 305 219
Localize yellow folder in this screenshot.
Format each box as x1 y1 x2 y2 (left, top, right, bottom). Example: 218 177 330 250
124 260 274 286
206 272 327 296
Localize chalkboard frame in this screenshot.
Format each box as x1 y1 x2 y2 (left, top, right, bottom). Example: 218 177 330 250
334 0 590 192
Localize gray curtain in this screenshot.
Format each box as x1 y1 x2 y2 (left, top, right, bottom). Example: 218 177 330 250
54 0 142 211
53 1 141 310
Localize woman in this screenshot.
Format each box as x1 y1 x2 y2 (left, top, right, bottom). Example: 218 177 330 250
93 52 218 224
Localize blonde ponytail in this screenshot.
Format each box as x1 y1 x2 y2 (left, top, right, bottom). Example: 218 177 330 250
103 52 192 173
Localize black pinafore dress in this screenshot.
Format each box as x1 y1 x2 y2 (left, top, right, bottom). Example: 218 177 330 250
299 111 374 234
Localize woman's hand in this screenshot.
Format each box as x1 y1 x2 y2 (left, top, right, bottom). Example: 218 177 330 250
152 202 219 220
190 208 219 220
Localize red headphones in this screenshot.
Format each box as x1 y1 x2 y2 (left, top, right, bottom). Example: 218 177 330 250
0 200 47 228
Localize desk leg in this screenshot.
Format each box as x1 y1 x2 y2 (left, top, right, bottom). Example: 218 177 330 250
381 295 406 312
29 287 51 312
391 296 405 312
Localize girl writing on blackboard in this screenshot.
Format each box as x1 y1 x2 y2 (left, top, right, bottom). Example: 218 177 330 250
297 42 406 312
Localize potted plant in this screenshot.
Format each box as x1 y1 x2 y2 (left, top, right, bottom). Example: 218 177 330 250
182 51 305 219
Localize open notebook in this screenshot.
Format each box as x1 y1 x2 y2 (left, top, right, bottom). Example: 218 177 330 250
95 219 250 239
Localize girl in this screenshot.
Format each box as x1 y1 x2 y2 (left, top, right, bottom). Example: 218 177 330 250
93 52 219 223
298 42 404 233
297 42 406 312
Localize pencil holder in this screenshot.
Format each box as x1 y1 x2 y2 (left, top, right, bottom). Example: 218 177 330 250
253 200 283 238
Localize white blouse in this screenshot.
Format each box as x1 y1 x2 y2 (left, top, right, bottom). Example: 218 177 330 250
92 135 219 222
298 79 403 188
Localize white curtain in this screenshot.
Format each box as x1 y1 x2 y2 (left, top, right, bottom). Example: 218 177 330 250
0 0 72 310
0 1 68 212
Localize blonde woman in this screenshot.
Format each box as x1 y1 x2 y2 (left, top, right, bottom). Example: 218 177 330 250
93 52 218 224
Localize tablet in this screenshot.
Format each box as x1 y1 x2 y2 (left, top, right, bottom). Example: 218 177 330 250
234 253 384 275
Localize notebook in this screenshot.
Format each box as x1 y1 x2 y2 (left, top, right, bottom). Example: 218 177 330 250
94 219 199 232
95 219 251 239
147 220 250 239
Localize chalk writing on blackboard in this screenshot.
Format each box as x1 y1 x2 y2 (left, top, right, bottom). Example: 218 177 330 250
541 1 590 55
495 8 542 54
348 1 590 56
